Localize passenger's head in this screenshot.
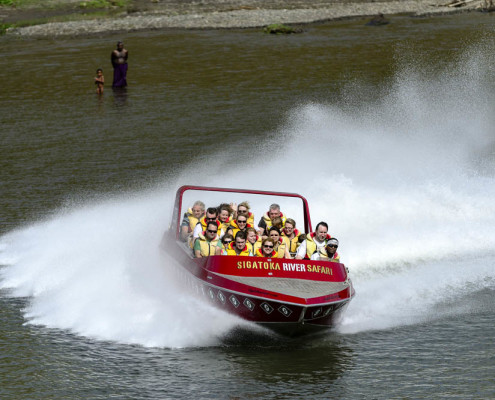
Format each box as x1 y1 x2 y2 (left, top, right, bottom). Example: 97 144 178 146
205 222 218 239
225 226 234 237
217 203 233 223
271 217 283 230
326 238 339 254
285 218 296 232
261 238 275 256
236 215 248 229
235 231 247 251
268 227 281 242
315 222 329 242
298 233 307 243
191 201 205 218
237 201 250 216
221 234 234 247
205 207 218 222
246 228 257 244
268 204 281 220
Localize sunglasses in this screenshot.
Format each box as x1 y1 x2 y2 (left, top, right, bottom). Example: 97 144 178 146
206 217 216 221
238 209 247 213
327 245 338 249
207 230 217 234
223 240 232 244
238 220 247 224
263 245 274 249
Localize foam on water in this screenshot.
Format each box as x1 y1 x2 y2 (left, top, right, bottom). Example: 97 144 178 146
1 44 495 347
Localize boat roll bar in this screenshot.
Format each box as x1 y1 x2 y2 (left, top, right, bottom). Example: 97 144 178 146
170 185 313 240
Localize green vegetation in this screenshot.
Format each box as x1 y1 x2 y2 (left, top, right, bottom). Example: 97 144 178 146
0 0 39 5
0 23 14 34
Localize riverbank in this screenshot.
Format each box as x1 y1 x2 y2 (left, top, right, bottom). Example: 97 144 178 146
0 0 486 37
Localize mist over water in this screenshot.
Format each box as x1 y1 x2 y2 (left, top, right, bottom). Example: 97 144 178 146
1 45 495 347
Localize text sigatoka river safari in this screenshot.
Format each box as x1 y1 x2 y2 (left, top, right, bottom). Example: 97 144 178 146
160 185 355 336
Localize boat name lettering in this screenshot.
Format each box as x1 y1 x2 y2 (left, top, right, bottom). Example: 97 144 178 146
237 261 281 270
307 265 333 275
282 263 306 272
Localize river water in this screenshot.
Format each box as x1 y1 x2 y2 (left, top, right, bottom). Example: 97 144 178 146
1 12 495 399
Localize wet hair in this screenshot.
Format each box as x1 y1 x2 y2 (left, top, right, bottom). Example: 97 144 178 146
271 217 283 228
206 221 218 231
217 203 233 215
235 231 247 241
117 41 124 46
206 207 218 216
238 201 251 211
268 226 281 235
285 218 296 227
96 68 103 73
222 234 234 244
262 238 275 249
315 222 329 231
246 227 257 235
192 200 205 210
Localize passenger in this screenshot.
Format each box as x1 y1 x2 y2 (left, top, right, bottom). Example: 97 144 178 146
255 238 278 258
224 226 234 238
257 203 286 237
193 221 221 258
282 218 302 258
233 201 255 226
180 200 206 242
295 222 333 260
215 233 234 255
229 215 253 238
317 238 341 262
246 227 262 255
223 231 252 256
217 203 234 235
267 227 291 259
271 216 284 231
192 207 221 245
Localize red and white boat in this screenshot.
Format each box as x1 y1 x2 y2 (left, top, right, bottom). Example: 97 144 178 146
161 185 355 336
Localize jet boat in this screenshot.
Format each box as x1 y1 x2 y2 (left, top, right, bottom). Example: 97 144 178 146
160 185 354 336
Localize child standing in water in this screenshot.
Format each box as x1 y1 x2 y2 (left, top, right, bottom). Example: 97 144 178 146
94 68 104 94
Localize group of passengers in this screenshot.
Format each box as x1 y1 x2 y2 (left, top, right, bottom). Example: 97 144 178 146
181 201 340 262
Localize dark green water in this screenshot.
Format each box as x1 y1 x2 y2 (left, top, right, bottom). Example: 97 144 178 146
1 12 495 399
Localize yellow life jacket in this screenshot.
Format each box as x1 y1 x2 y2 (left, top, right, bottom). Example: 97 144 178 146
195 232 220 257
305 232 332 259
224 241 251 256
247 235 262 255
219 216 233 236
246 211 255 226
190 217 221 248
317 247 340 262
282 228 302 257
274 237 290 258
255 248 278 258
261 211 287 231
184 208 201 232
229 219 254 238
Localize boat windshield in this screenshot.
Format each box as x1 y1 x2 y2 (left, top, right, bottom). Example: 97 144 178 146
172 185 312 240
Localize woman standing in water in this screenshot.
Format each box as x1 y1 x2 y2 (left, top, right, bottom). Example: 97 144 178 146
111 41 128 88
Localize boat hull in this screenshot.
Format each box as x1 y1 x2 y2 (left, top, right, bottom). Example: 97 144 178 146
162 239 354 337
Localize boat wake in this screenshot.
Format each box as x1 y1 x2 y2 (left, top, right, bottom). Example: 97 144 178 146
1 43 495 347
